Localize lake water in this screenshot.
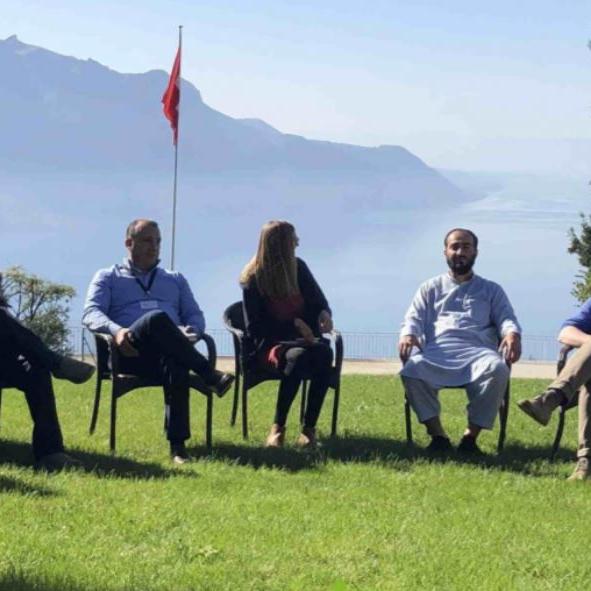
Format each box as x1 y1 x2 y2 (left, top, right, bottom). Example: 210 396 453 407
1 170 589 360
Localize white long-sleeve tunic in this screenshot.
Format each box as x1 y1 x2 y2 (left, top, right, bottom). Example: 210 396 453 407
399 273 521 388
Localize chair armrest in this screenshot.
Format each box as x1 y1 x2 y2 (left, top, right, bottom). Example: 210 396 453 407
557 345 575 374
237 334 258 369
225 324 244 340
197 333 217 369
93 332 116 374
332 330 344 374
94 332 127 374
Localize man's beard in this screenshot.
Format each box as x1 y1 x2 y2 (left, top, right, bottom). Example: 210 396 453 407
446 255 475 276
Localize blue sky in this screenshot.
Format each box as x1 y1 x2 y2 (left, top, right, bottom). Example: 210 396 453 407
2 1 590 172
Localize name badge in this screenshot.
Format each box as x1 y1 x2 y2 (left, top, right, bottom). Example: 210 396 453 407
140 300 159 310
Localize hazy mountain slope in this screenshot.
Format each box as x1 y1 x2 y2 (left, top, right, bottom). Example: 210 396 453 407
0 34 468 208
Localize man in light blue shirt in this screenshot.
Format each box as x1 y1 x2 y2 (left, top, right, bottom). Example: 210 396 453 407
83 219 233 463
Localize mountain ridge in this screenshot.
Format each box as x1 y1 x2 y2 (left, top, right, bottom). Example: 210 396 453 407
0 34 468 209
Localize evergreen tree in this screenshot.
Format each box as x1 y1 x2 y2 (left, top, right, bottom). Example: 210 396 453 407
568 213 591 303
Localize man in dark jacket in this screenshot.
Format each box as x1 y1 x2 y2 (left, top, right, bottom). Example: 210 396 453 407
0 273 95 471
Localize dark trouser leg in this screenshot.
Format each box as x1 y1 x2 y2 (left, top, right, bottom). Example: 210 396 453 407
119 352 191 445
274 344 333 428
128 311 215 381
0 309 60 371
0 353 64 460
274 368 303 427
302 345 333 428
161 357 191 444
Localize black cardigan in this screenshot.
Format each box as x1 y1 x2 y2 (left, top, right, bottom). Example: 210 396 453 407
242 258 331 355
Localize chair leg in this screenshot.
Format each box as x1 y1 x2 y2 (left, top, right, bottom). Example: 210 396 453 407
110 393 117 453
230 373 240 427
89 376 102 435
300 380 308 426
241 379 249 440
331 383 340 437
497 383 510 454
551 407 567 461
162 391 170 434
0 388 3 432
206 393 213 452
404 395 413 445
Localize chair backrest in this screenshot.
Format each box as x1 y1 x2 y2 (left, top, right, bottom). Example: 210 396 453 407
223 301 246 333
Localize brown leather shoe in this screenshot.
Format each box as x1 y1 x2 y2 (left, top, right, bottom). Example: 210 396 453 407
265 424 285 448
295 427 318 449
517 389 564 426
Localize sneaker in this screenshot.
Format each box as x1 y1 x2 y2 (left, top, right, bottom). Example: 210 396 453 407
568 457 590 481
295 427 318 449
457 435 483 455
517 389 564 426
210 371 234 398
426 435 453 453
265 424 286 448
35 452 82 472
170 443 192 465
53 356 95 384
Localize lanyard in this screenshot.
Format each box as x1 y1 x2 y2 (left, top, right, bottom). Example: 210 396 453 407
134 268 158 296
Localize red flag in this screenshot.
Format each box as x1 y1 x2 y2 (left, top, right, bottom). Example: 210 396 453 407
162 47 181 145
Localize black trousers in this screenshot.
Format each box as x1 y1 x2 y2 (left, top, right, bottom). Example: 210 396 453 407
0 309 60 370
119 310 215 444
0 310 64 459
274 343 333 428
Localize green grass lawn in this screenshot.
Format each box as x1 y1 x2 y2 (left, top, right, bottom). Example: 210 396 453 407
0 375 587 591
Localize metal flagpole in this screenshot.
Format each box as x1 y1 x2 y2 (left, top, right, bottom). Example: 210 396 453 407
170 25 182 270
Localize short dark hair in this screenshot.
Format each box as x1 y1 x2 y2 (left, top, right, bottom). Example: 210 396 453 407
444 228 478 249
126 219 159 239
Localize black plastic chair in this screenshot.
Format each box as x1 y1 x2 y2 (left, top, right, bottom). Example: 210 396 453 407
223 301 344 440
88 332 217 452
402 356 512 453
550 345 579 460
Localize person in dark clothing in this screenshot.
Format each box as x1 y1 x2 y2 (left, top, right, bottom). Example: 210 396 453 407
240 220 334 448
0 273 95 471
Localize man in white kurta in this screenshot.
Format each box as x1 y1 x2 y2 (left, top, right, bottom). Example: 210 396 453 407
399 228 521 453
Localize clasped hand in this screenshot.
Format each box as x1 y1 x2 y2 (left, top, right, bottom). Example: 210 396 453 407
398 334 421 363
115 328 139 357
293 310 333 344
178 325 198 343
499 332 521 364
